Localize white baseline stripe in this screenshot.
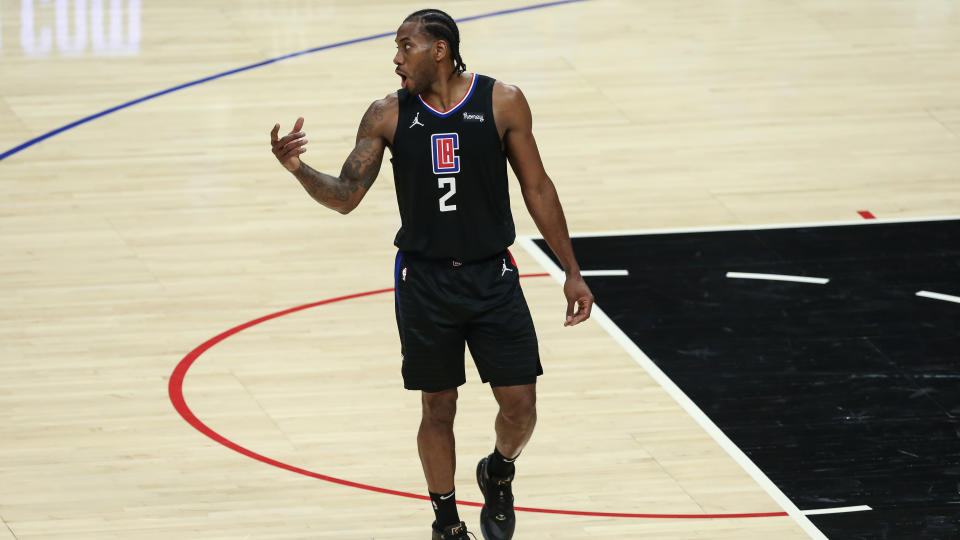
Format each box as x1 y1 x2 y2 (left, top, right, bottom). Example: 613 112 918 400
727 272 829 285
581 270 629 277
515 214 960 240
802 505 872 516
518 236 828 540
917 290 960 304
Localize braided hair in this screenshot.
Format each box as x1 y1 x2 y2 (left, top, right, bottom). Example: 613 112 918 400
404 9 467 76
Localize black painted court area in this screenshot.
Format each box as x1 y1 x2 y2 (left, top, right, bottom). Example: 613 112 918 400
533 219 960 540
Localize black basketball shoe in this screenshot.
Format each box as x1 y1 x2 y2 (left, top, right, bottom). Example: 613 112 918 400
431 520 475 540
476 456 516 540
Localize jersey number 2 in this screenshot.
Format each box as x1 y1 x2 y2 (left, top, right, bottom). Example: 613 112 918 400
438 177 457 212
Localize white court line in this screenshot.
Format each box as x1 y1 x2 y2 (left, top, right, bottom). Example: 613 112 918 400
581 269 629 277
543 214 960 239
802 505 873 516
917 290 960 304
727 272 829 285
518 236 829 540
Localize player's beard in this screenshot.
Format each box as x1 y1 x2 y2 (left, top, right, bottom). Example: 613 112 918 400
407 65 439 96
405 73 421 95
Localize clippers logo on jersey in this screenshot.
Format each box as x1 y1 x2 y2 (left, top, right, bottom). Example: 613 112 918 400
431 133 460 175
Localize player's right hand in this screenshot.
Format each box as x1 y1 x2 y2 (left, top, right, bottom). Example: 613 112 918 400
270 117 308 172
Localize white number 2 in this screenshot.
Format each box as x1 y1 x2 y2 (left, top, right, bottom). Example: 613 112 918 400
438 177 457 212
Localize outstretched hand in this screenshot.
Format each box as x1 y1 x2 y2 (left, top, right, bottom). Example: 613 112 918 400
563 274 594 326
270 117 308 172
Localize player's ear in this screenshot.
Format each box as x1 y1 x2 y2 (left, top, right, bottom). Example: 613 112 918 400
433 39 448 62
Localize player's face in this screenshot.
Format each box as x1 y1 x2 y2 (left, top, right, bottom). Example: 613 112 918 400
394 22 437 95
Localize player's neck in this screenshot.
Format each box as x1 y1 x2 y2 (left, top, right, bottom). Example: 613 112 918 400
420 72 473 112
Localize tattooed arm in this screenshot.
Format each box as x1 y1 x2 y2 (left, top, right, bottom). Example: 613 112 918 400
270 96 395 214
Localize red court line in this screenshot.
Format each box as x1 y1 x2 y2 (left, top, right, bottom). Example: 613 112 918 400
858 210 876 219
168 274 788 520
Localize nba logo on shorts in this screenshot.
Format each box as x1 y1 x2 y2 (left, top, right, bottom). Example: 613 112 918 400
431 133 460 174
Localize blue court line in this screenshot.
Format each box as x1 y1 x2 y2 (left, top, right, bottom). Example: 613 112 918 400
0 0 589 162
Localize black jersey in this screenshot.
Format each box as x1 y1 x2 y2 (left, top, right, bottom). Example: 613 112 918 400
390 74 515 262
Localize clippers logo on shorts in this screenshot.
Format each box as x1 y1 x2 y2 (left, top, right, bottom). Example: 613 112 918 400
431 133 460 175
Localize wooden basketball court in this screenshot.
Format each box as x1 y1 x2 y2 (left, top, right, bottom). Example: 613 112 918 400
1 1 957 538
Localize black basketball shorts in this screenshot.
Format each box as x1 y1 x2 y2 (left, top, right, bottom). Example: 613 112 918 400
393 249 542 392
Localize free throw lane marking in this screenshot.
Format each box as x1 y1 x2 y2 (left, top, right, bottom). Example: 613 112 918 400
581 270 629 277
727 272 830 285
802 505 873 516
916 290 960 304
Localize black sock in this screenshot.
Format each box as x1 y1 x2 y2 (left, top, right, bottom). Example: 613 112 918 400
488 447 517 478
429 489 460 529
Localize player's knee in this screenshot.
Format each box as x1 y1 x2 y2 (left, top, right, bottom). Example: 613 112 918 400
500 392 536 426
421 388 458 424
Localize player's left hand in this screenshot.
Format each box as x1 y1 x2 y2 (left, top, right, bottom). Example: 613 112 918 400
563 274 594 326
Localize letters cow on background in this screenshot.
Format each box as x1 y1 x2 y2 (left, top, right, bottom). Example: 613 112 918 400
17 0 141 57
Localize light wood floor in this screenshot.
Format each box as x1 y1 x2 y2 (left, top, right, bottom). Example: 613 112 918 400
1 0 958 538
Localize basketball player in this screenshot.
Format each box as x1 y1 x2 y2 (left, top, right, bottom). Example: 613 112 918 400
270 9 593 540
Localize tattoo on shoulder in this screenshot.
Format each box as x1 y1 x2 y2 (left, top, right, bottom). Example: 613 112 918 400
357 100 386 137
